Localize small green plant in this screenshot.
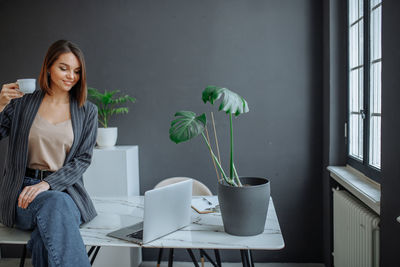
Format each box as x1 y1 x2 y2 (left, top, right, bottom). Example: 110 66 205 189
88 87 136 128
169 85 249 187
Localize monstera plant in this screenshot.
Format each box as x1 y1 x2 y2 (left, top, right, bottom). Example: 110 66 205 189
169 85 270 236
169 85 249 187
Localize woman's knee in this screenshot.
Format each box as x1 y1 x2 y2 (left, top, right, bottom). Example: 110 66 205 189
36 191 80 221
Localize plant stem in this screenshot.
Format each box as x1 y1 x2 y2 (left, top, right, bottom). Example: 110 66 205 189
232 163 242 187
205 127 221 183
229 113 234 180
104 108 108 128
211 112 222 177
201 133 235 185
99 120 106 128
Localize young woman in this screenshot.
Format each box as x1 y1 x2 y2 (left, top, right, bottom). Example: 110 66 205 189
0 40 98 266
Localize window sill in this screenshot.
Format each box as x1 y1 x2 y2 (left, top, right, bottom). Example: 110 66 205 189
327 165 381 215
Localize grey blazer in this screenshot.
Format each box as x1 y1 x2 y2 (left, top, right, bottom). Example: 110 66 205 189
0 90 98 227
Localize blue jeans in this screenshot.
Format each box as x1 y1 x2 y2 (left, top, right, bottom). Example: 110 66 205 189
15 177 90 267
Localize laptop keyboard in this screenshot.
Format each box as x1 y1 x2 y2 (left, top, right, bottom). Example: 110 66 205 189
127 229 143 239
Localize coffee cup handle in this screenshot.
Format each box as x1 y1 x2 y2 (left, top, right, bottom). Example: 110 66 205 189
15 82 23 93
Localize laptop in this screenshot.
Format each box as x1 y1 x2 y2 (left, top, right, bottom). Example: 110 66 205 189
107 179 193 244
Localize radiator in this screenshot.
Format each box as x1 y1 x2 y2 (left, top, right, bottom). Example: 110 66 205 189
333 189 380 267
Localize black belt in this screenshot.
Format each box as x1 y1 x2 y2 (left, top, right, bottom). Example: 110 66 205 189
25 168 54 180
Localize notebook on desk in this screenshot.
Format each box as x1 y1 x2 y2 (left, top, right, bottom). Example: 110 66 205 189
107 179 193 244
191 197 219 214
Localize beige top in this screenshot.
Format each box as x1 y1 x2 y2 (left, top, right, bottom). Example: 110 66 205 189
28 114 74 171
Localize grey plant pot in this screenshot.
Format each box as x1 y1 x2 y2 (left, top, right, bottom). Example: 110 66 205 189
218 177 270 236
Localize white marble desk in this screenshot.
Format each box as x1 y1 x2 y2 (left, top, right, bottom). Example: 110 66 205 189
0 196 284 253
86 196 284 250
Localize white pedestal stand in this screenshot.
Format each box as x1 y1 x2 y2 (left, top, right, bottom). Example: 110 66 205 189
83 145 141 267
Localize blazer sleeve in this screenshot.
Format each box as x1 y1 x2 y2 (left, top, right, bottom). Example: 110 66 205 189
0 100 16 140
44 104 98 191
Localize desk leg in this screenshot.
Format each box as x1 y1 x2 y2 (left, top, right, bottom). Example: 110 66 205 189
91 246 101 265
19 245 26 267
247 250 254 267
200 249 219 267
87 246 96 257
87 246 101 265
186 249 199 267
240 250 254 267
168 248 174 267
157 248 164 267
240 250 247 267
214 250 221 267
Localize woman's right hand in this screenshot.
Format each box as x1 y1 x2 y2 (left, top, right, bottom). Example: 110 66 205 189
0 83 24 111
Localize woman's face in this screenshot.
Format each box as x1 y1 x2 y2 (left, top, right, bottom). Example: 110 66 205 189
48 52 81 93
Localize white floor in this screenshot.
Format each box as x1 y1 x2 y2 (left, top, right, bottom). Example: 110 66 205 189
0 259 324 267
0 258 33 267
142 262 325 267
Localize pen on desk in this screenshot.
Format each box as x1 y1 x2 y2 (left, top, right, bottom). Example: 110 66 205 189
202 197 212 205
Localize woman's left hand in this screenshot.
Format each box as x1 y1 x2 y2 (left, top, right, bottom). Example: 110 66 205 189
18 181 50 209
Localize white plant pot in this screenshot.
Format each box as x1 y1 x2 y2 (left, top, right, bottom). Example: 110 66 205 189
96 127 118 148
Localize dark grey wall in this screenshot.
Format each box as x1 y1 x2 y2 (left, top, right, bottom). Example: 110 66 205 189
381 1 400 266
0 0 323 263
322 0 347 266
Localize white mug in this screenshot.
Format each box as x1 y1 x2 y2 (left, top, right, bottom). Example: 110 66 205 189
17 79 36 94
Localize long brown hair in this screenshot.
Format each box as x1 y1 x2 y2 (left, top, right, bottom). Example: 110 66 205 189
39 40 87 107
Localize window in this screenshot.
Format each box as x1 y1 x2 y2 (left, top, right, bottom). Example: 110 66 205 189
347 0 382 179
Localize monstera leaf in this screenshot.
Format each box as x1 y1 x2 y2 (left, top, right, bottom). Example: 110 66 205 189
169 111 207 144
202 86 249 116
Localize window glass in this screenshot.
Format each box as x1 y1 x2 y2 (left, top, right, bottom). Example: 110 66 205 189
369 0 382 169
348 0 382 175
348 0 364 160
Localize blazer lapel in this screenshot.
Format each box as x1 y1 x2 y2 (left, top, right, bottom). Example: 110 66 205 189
20 90 45 169
23 90 45 134
66 97 84 163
